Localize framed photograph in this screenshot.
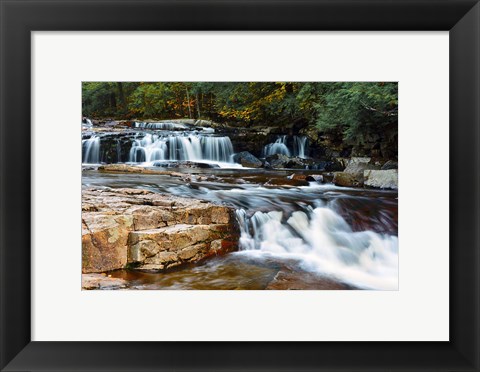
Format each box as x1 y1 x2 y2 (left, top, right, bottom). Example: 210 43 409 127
1 0 479 371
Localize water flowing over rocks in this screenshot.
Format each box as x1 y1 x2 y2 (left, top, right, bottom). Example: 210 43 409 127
81 117 398 289
82 187 239 273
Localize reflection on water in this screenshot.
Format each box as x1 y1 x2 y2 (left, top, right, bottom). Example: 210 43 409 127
108 252 354 290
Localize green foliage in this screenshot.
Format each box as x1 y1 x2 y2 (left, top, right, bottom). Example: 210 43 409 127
82 81 398 146
314 82 398 144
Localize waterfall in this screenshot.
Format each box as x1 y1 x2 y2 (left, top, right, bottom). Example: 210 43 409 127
128 133 234 163
263 135 309 158
262 135 291 157
134 122 188 130
82 135 101 164
235 207 398 290
82 118 93 127
293 136 308 158
202 136 234 162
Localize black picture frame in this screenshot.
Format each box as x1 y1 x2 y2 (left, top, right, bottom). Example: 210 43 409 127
1 0 479 371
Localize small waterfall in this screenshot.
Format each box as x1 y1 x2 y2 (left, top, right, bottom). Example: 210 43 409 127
128 133 234 163
129 134 167 162
82 135 101 164
116 139 122 163
134 122 188 130
202 136 234 162
293 136 308 158
235 207 398 290
263 135 309 158
262 135 291 157
82 118 93 127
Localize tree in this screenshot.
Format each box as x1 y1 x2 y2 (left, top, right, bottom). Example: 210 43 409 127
82 82 398 148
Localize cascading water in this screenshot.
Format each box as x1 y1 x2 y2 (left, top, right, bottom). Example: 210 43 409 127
293 136 308 158
128 133 234 163
235 206 398 290
263 135 309 158
82 135 101 164
134 122 188 130
262 135 291 157
82 118 93 127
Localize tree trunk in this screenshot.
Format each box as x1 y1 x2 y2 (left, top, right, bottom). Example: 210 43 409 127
116 82 125 114
185 86 192 119
196 92 201 119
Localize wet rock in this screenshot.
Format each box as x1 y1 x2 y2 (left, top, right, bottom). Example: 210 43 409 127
232 151 262 168
364 169 398 189
306 174 324 183
82 273 127 290
82 187 239 273
332 172 359 187
153 161 219 169
286 173 323 183
265 270 353 290
98 164 170 175
266 154 306 169
308 160 343 172
287 173 307 181
263 161 272 169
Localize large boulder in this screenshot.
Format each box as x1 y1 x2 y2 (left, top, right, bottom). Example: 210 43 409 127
364 169 398 189
128 224 236 270
308 160 343 172
266 154 306 169
332 172 359 187
82 188 239 273
333 158 380 187
233 151 263 168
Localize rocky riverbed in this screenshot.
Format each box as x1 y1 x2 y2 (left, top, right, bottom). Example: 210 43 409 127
82 119 398 290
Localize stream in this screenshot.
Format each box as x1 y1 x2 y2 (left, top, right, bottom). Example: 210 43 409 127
82 123 398 290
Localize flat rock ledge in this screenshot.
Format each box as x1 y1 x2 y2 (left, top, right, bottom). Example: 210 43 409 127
82 273 127 290
82 187 239 273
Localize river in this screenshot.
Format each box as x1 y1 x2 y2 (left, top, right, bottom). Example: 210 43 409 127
82 123 398 290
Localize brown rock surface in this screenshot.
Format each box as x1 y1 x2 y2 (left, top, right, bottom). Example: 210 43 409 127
82 273 127 290
332 172 358 187
82 187 239 273
128 224 237 270
265 270 353 290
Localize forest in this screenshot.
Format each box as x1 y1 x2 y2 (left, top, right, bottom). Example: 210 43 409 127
82 82 398 145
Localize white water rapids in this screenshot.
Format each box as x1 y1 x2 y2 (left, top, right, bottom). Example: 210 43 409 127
236 204 398 290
